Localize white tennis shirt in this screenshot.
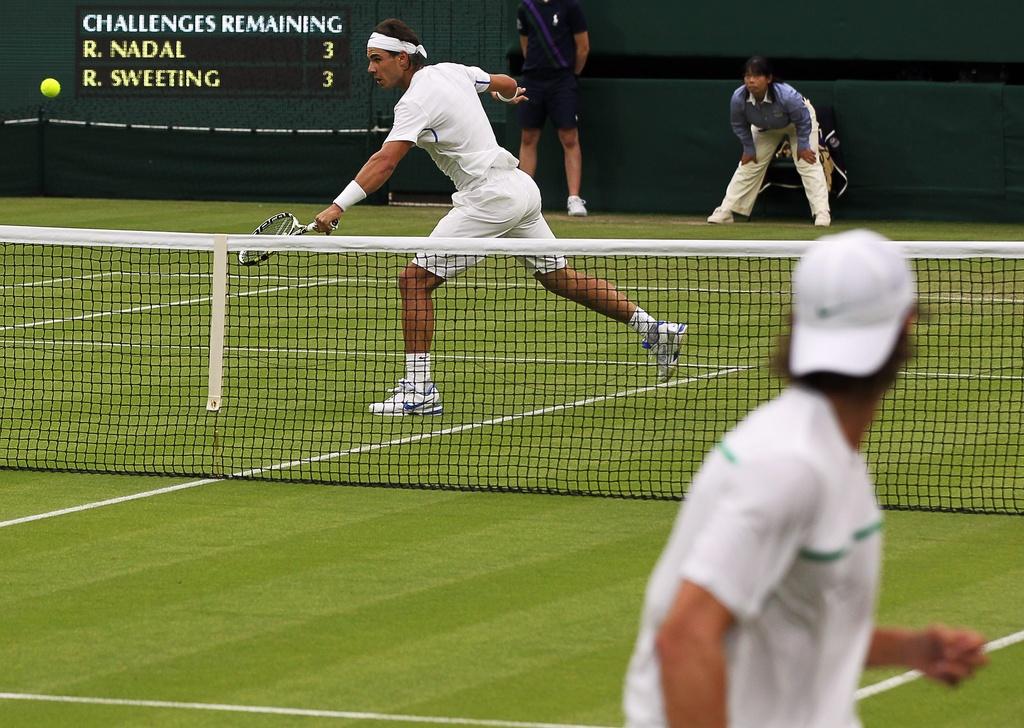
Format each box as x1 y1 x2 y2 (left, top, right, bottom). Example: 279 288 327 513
624 386 883 728
385 63 519 192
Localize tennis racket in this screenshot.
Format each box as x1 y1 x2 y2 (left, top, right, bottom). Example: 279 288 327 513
237 212 335 266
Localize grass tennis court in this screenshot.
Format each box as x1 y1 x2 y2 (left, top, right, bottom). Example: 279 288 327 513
2 198 1023 726
4 200 1022 505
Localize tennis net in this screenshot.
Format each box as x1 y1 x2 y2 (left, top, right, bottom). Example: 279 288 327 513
1 225 1021 513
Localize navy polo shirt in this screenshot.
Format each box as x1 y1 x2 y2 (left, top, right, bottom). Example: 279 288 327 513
517 0 587 74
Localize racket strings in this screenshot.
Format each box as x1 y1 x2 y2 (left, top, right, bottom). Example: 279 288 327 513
240 213 302 265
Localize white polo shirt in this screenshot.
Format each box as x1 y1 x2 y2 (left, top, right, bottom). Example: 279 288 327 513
623 386 883 728
385 63 519 191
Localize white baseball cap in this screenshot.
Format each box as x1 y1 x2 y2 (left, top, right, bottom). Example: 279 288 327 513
790 230 916 377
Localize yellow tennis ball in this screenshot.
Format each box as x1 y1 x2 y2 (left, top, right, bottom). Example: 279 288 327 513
40 78 61 98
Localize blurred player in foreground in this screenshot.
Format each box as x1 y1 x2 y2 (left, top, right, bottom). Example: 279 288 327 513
623 230 988 727
314 18 685 416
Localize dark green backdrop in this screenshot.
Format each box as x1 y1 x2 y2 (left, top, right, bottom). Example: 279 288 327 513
2 0 1023 221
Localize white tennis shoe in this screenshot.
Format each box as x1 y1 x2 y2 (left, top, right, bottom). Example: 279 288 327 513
707 207 734 224
642 322 688 380
369 379 443 416
567 196 588 217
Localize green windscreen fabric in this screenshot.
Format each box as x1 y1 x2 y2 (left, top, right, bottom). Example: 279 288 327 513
10 77 1024 222
833 81 1006 219
515 78 1024 221
1003 87 1024 206
512 79 738 215
578 0 1024 62
43 124 371 203
0 124 42 195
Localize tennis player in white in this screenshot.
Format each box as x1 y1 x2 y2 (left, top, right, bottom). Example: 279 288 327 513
623 230 987 728
313 18 685 416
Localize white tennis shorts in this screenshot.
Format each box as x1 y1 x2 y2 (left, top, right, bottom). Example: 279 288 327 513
413 167 567 280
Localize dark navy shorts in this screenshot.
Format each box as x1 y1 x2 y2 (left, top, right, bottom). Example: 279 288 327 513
517 72 579 130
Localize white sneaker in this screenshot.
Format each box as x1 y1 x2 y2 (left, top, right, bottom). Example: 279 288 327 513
706 207 734 224
642 322 688 380
368 379 442 416
567 196 588 217
814 211 832 227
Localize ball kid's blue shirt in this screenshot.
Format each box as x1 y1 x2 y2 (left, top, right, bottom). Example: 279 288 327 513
729 81 814 155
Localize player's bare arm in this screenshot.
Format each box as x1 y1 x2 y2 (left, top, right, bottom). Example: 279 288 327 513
867 625 988 685
656 581 733 728
354 140 414 193
489 74 528 104
573 31 589 75
315 141 414 231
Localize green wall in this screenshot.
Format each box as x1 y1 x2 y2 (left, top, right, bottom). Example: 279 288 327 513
5 80 1024 222
17 123 373 203
3 0 1023 221
571 0 1024 62
515 79 1024 222
0 124 42 195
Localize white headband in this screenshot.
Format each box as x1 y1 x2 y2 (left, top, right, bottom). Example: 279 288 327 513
367 32 427 59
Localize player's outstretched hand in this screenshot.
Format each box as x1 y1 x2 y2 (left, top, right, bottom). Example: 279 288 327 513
491 87 529 104
314 204 343 234
907 625 988 686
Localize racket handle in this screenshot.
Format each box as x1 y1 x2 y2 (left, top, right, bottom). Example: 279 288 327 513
304 220 339 233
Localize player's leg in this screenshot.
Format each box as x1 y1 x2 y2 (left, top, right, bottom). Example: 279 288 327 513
557 128 585 215
792 100 831 225
519 128 542 177
549 73 586 215
517 75 547 177
370 185 524 415
369 205 490 416
508 171 686 379
534 265 686 380
367 258 447 416
398 262 445 356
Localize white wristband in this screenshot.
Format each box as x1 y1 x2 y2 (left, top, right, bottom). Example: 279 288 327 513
333 180 367 211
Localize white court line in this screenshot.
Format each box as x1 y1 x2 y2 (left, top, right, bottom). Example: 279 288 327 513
2 629 1021 721
1 294 214 332
4 337 1022 381
0 692 610 728
0 366 746 530
856 629 1024 700
1 277 348 332
231 367 748 478
0 271 121 290
0 480 221 529
237 279 1024 302
0 338 733 370
8 268 1019 303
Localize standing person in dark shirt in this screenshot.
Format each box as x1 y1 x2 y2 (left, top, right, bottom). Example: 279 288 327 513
513 0 590 216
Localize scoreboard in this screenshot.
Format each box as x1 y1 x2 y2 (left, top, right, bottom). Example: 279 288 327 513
76 8 351 97
0 1 510 129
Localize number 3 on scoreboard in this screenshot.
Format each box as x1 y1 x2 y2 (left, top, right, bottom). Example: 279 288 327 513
322 41 334 59
322 70 334 88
